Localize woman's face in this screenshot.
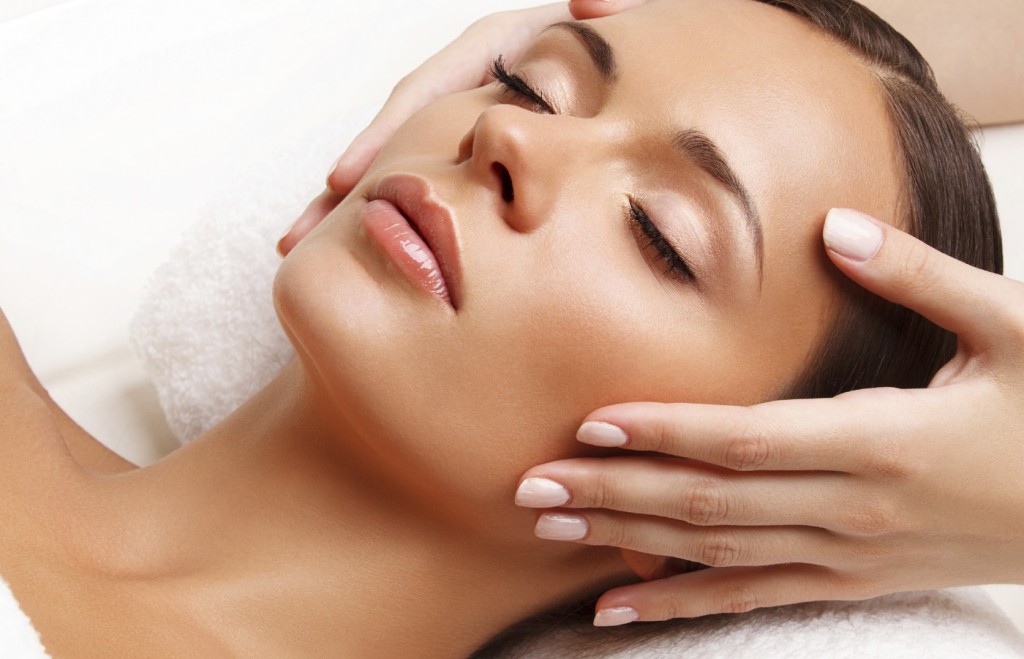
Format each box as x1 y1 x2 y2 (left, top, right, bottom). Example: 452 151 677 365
275 0 900 533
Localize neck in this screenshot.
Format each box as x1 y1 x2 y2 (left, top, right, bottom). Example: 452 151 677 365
58 360 627 657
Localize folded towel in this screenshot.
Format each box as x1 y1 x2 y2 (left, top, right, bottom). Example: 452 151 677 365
131 155 301 442
488 588 1024 657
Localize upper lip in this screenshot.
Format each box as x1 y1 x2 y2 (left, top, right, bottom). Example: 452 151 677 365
368 173 463 310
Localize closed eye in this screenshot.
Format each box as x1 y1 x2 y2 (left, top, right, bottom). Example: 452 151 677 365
627 198 695 283
490 56 557 115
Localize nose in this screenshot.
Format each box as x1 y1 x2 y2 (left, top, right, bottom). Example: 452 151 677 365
457 105 592 234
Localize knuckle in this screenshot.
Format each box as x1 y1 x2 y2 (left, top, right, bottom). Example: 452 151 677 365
679 479 731 526
598 518 633 550
716 585 761 614
589 468 622 510
829 571 878 600
723 430 773 471
864 435 911 479
845 538 891 571
695 529 742 567
389 75 417 101
842 502 897 536
895 241 943 296
659 599 696 621
646 415 680 455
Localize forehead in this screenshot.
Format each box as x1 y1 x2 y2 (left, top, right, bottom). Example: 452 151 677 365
595 0 902 238
594 0 902 384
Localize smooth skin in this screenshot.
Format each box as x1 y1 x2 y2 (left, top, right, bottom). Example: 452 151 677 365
278 0 1024 626
2 4 918 653
520 210 1024 623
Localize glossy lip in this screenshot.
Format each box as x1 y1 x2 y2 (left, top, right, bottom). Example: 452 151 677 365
365 173 463 310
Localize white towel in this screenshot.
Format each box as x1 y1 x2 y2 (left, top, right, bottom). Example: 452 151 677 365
0 578 48 659
489 589 1024 657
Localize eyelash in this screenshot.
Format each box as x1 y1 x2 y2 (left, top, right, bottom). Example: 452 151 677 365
490 56 694 284
628 199 696 283
490 56 556 115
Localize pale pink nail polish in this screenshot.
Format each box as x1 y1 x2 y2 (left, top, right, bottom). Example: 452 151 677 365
577 421 628 447
594 606 639 627
515 478 570 508
534 512 588 541
824 208 883 261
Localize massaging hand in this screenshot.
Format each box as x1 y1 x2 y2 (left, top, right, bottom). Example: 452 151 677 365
276 0 649 256
515 208 1024 626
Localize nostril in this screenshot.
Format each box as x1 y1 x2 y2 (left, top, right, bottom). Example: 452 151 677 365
492 162 514 202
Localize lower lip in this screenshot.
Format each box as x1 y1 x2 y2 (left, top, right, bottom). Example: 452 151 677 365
361 199 452 307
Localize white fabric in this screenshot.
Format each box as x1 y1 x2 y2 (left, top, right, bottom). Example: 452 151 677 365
493 589 1024 657
0 578 48 659
2 0 1024 654
130 168 300 441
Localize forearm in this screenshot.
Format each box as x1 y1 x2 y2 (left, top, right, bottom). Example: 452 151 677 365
862 0 1024 126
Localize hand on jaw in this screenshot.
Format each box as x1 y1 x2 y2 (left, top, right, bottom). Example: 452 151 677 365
516 209 1024 624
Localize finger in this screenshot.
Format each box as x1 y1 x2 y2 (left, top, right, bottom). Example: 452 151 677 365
534 508 837 568
327 43 499 195
327 55 487 194
328 5 572 194
593 563 857 624
276 189 344 257
619 549 677 581
569 0 652 20
823 208 1021 352
517 456 850 527
576 391 918 473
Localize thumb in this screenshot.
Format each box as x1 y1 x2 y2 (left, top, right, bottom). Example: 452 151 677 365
569 0 651 20
822 208 1010 350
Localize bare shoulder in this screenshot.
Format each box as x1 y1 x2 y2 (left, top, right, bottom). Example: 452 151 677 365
0 308 137 474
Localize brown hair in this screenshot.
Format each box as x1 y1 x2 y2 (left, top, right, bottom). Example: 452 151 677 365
475 0 1002 655
775 0 1002 399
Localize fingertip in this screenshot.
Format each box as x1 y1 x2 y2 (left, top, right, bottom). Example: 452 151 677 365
593 582 648 624
326 156 357 193
326 139 380 193
275 234 290 258
576 420 628 447
276 218 303 257
823 208 884 263
593 606 639 627
570 0 649 20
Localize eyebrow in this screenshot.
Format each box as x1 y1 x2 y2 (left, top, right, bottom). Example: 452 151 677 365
549 21 764 281
547 22 616 82
673 130 764 278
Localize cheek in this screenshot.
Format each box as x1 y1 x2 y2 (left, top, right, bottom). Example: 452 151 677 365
437 254 751 464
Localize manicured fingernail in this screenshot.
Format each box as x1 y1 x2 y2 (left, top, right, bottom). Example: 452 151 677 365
278 221 294 243
577 421 628 447
515 478 570 508
327 154 343 180
276 222 295 257
594 606 639 627
534 512 588 541
824 208 883 262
